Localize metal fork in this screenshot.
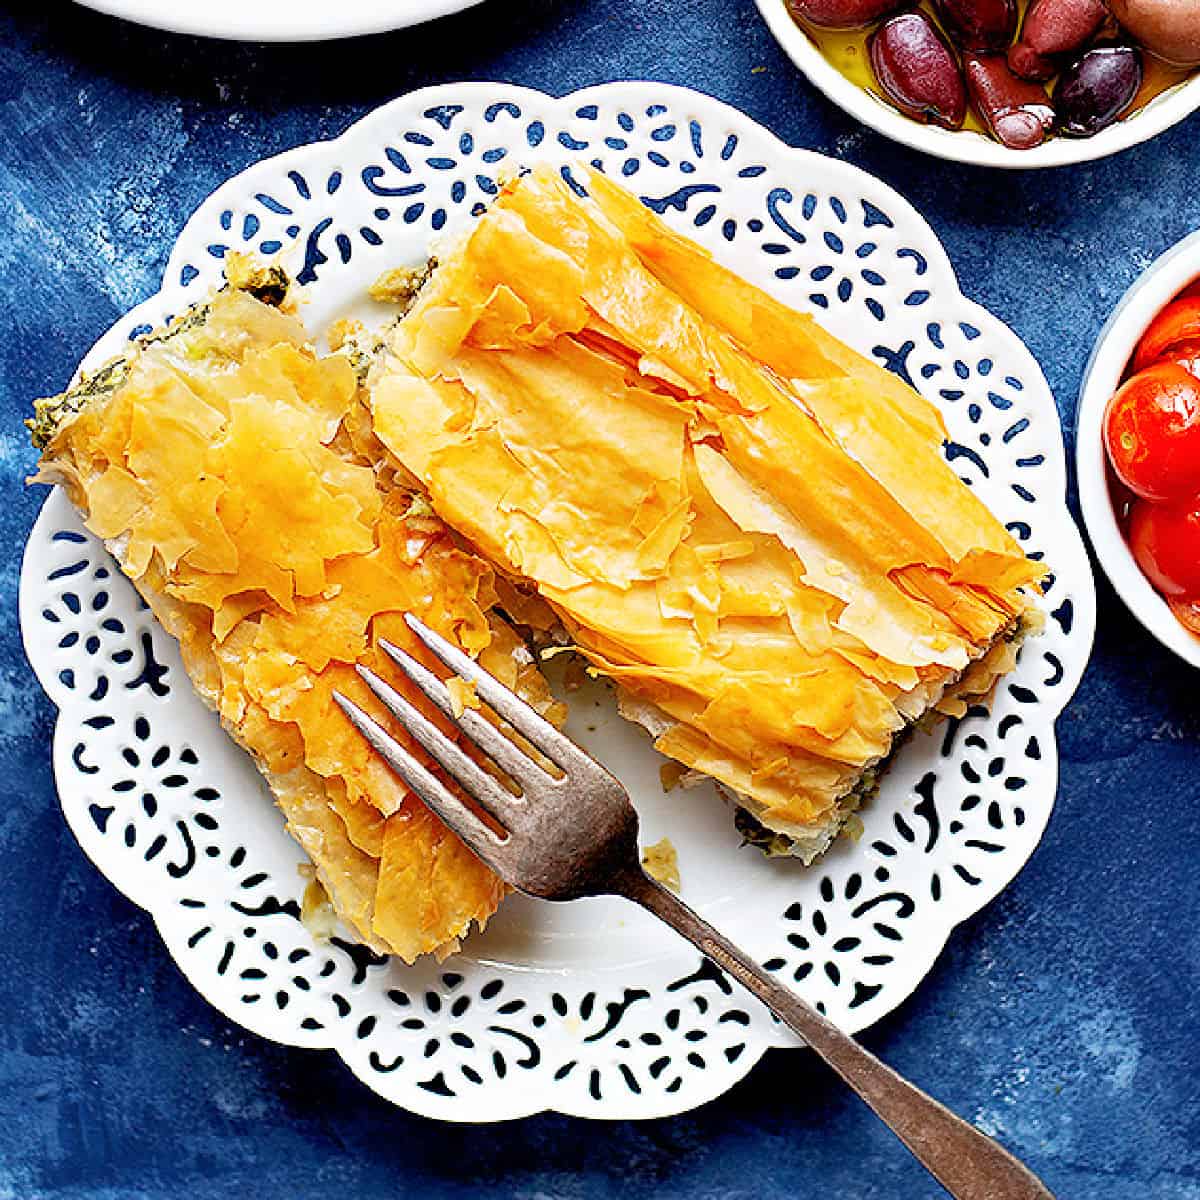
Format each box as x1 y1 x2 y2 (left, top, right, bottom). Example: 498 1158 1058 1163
335 613 1053 1200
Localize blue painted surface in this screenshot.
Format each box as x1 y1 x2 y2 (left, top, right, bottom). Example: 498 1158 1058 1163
1 1 1198 1195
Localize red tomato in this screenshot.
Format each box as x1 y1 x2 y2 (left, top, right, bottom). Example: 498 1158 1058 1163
1103 362 1200 501
1128 497 1200 597
1168 595 1200 636
1132 296 1200 374
1163 339 1200 380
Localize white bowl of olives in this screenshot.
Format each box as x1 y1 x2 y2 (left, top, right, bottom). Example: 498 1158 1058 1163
755 0 1200 166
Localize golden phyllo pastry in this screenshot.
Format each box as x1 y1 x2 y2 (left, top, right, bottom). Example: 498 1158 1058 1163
369 165 1045 860
30 284 562 961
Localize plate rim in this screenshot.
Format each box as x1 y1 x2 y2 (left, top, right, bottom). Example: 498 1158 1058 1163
20 80 1097 1121
70 0 485 43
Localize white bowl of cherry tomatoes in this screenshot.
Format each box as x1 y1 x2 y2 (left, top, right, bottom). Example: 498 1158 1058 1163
1078 229 1200 667
755 0 1200 167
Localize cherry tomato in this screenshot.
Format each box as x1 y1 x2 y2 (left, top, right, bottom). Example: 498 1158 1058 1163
1128 496 1200 597
1162 339 1200 380
1132 295 1200 374
1168 595 1200 636
1103 362 1200 501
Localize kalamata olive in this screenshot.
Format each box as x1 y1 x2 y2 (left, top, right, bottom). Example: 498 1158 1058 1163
1106 0 1200 67
1053 44 1143 135
1008 42 1056 78
933 0 1017 52
965 54 1057 147
786 0 906 29
1008 0 1108 79
869 11 968 129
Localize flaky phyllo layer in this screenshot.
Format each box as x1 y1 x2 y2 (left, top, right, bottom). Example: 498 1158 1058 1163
31 288 563 962
369 165 1045 858
31 166 1046 962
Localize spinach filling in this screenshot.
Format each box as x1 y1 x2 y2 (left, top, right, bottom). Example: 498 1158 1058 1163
28 265 290 451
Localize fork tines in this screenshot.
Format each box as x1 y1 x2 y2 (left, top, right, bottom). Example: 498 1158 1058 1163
333 613 579 857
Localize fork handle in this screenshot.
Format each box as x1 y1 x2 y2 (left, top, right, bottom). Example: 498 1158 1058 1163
618 869 1054 1200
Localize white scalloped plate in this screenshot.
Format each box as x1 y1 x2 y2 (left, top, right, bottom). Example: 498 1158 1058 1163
72 0 484 42
20 82 1095 1122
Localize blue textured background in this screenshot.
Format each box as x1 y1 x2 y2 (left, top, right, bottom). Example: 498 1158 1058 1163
2 1 1198 1196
